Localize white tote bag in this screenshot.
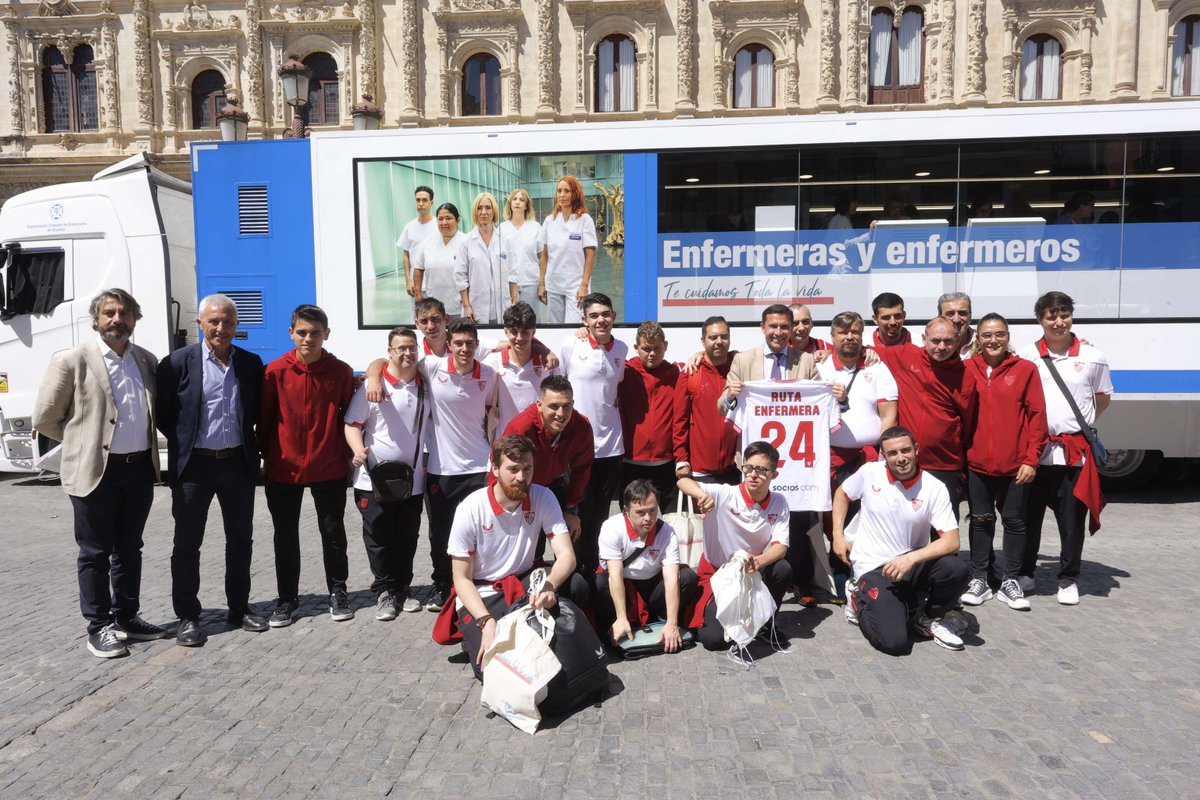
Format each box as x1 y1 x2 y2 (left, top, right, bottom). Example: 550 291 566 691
662 492 704 569
710 550 777 649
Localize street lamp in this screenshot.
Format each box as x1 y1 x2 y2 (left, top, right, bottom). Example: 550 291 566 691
216 96 250 141
351 94 383 131
278 53 312 138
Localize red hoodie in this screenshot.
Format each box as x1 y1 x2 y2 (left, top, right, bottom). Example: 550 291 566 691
965 354 1048 476
672 354 739 475
875 343 977 471
619 357 680 462
258 349 354 484
502 402 594 507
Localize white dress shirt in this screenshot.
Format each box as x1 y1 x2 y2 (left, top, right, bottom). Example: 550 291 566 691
97 335 150 453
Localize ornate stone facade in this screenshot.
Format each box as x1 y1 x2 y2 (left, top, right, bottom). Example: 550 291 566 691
2 0 1199 203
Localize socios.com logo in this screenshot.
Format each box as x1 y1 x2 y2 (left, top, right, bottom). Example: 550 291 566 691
49 204 64 221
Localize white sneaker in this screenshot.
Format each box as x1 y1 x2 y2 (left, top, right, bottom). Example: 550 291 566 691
997 579 1031 611
960 578 993 606
941 610 969 637
913 614 965 650
1057 580 1080 605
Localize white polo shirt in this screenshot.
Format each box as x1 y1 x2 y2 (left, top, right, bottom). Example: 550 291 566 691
345 367 428 495
816 356 899 449
413 231 466 316
537 212 598 296
1018 337 1113 467
560 334 627 459
421 355 497 475
839 461 959 580
484 348 557 435
701 482 791 569
597 515 681 581
447 484 568 603
397 217 437 259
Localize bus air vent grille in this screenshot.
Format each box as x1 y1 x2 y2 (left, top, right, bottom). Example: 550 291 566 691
221 290 264 325
237 185 269 236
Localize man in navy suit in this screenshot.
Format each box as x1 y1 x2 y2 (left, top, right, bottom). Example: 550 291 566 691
157 294 267 646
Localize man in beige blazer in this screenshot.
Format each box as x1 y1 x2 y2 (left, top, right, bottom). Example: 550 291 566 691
33 288 167 658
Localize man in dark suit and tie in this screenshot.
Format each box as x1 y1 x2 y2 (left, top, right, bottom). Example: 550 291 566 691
156 294 267 646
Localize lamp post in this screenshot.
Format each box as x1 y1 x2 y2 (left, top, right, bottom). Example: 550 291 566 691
351 94 383 130
277 53 312 138
216 96 250 141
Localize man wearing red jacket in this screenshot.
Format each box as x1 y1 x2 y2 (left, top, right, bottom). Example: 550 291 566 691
873 316 977 521
619 321 680 512
259 304 356 627
673 316 740 486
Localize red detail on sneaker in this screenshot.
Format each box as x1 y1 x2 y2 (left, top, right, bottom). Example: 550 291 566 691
360 497 368 509
868 587 879 600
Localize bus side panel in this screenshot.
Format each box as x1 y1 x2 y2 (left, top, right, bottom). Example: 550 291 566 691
155 185 197 350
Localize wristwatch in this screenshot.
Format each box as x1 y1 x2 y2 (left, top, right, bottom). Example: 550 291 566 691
474 614 493 630
563 505 580 516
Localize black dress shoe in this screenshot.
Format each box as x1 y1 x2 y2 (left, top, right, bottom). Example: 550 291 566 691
177 619 206 647
229 611 269 632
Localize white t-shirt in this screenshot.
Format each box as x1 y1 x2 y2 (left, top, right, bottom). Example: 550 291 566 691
537 212 598 296
839 461 959 580
457 227 505 325
700 482 791 568
397 217 438 260
597 515 681 581
344 367 428 494
420 355 498 475
816 357 898 450
500 219 542 287
446 484 568 604
560 335 627 459
1018 338 1113 466
484 349 557 435
413 230 466 316
725 379 841 511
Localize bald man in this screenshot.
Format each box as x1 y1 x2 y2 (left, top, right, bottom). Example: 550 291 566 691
789 303 830 355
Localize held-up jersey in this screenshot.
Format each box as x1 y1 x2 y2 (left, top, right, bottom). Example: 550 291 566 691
725 379 841 511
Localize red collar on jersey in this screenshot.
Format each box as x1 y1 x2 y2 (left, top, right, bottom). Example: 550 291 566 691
624 516 663 546
885 467 923 490
833 356 867 371
1036 334 1081 358
588 334 616 351
501 348 542 368
797 337 828 354
872 328 911 348
447 358 481 378
422 339 436 356
487 485 533 516
739 483 772 509
381 366 400 387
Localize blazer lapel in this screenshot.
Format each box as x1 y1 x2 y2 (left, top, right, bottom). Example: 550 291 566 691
82 341 117 410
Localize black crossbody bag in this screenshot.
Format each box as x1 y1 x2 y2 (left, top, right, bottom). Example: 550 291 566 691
368 374 425 503
1041 355 1108 467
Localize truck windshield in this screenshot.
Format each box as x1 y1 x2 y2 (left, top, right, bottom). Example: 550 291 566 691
1 247 66 321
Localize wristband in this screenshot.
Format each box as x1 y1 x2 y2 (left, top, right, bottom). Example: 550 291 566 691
474 614 493 630
564 505 580 515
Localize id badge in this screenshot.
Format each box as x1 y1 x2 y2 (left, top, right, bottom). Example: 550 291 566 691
569 234 583 241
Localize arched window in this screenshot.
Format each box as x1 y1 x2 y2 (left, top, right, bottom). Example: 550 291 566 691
1172 15 1200 96
191 69 227 129
869 6 924 103
303 52 339 125
734 44 774 108
1020 34 1062 101
596 34 636 112
41 44 99 133
462 53 501 116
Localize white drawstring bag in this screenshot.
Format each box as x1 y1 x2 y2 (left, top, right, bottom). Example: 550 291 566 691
480 570 562 734
710 550 779 667
662 493 704 569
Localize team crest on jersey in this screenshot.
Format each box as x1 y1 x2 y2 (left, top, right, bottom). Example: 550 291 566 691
911 498 924 510
863 373 874 382
648 548 660 559
477 380 487 391
909 364 921 374
767 513 779 524
1004 375 1016 386
1074 362 1085 373
871 484 883 493
437 376 449 384
523 510 535 523
482 522 494 532
533 366 543 376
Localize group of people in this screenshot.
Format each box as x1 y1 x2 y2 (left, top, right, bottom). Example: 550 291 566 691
34 282 1111 664
398 179 598 325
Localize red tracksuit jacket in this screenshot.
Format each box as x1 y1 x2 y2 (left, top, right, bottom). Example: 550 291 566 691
503 402 595 507
619 357 680 462
876 343 977 471
965 353 1048 476
672 355 739 475
258 349 354 484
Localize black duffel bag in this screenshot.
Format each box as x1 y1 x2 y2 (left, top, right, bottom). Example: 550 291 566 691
527 597 609 717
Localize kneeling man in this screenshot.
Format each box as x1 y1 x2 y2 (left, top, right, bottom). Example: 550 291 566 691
446 434 590 678
594 479 698 653
832 426 969 654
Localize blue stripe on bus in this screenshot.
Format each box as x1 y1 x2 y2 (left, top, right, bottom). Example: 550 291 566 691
1111 370 1200 393
624 153 657 322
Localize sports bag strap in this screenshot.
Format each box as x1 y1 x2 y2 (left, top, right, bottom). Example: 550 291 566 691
410 372 425 469
621 520 663 568
1041 355 1097 443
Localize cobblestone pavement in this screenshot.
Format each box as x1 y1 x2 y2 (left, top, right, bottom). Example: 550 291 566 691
0 471 1196 799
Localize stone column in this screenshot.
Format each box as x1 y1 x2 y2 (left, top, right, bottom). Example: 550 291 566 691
358 0 378 98
244 0 264 129
399 0 420 124
536 0 556 119
816 0 838 109
962 0 986 105
3 12 24 136
674 0 696 116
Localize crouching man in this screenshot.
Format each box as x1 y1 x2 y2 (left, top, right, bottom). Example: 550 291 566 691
594 479 698 653
832 426 970 654
444 434 590 678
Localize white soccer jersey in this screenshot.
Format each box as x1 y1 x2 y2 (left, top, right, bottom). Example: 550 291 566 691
1018 338 1113 467
816 357 898 450
484 349 557 435
537 212 598 296
700 482 791 568
345 367 429 494
447 484 568 603
421 355 497 475
597 515 681 581
839 461 959 580
560 335 627 459
725 379 841 511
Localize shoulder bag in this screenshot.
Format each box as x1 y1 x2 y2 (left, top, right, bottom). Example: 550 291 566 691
368 373 425 503
1041 355 1108 467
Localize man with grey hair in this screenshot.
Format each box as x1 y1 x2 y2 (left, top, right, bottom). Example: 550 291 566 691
937 292 975 357
156 294 267 646
34 288 168 658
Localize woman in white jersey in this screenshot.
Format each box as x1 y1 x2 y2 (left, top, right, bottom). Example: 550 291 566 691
537 175 598 324
413 203 467 317
457 192 505 325
501 188 542 320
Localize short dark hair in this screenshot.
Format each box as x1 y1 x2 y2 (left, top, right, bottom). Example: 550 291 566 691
622 479 660 510
761 304 793 324
1064 192 1094 213
701 315 729 337
1034 291 1074 319
830 311 864 332
539 374 573 396
872 292 905 315
388 326 417 348
435 202 460 221
834 193 857 216
582 292 614 314
492 434 535 468
446 316 478 341
89 288 143 322
415 185 434 201
879 426 916 448
743 440 780 467
415 297 446 317
290 304 328 329
978 312 1007 328
503 302 537 331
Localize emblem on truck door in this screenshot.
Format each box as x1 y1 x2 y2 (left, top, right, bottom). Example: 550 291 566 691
49 204 64 221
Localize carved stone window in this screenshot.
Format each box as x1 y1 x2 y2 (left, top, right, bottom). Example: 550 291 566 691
191 68 227 128
41 44 99 132
302 51 339 125
596 34 636 111
433 0 521 123
462 52 502 115
1020 34 1062 100
709 0 801 111
1172 15 1200 95
566 0 662 117
733 44 774 108
1000 1 1096 101
869 6 924 103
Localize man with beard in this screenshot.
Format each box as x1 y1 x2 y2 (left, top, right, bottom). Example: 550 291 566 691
674 316 740 486
937 292 975 358
870 292 910 349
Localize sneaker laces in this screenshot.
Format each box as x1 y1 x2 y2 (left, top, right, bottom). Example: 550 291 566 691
98 626 121 647
1000 578 1024 599
966 578 987 597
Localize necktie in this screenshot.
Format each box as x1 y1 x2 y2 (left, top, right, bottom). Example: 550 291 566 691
771 351 785 380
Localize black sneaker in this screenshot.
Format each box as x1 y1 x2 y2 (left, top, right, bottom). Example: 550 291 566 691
330 590 354 622
112 616 167 641
424 586 446 613
87 625 129 658
269 599 298 628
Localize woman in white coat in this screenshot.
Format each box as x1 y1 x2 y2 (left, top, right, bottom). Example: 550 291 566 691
500 188 542 320
537 176 597 324
457 192 505 325
413 203 467 317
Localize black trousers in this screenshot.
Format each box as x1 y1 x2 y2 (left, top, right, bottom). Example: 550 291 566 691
967 470 1029 582
926 468 966 529
698 559 793 651
170 453 255 621
694 468 742 486
787 511 817 591
851 555 969 656
591 566 700 631
425 472 486 590
1023 465 1086 581
620 461 679 514
70 458 155 634
355 489 424 596
265 478 348 601
577 455 623 574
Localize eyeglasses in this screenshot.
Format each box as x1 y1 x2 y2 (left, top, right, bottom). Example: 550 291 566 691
389 345 418 353
978 332 1009 341
742 465 773 477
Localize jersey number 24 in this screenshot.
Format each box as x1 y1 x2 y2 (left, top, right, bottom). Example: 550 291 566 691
760 420 815 468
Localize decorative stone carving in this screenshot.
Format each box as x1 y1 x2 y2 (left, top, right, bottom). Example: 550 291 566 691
100 18 120 130
37 0 78 18
675 0 695 113
939 0 955 100
400 0 419 117
244 0 264 123
963 0 986 102
818 0 838 104
565 0 663 115
536 0 556 115
3 12 23 136
57 132 80 149
1001 0 1097 101
179 0 216 30
845 0 865 105
709 0 803 110
358 0 377 97
434 0 521 118
132 0 154 126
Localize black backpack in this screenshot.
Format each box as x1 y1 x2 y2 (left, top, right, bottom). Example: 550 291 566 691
529 598 609 718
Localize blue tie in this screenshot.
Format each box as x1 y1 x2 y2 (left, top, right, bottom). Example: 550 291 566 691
771 351 785 380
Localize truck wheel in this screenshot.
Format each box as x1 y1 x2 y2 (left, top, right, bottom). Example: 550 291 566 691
1097 449 1162 492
